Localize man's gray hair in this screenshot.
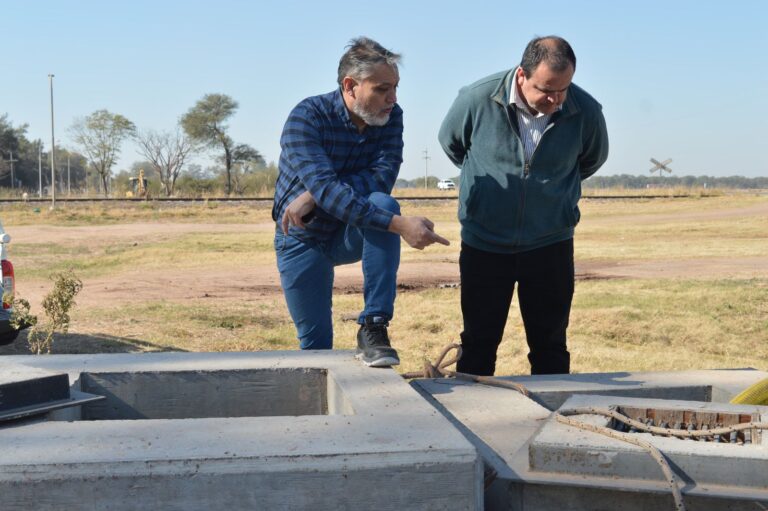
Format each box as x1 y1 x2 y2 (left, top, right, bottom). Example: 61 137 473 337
337 37 401 87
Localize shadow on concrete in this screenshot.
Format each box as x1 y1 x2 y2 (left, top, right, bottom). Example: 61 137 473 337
509 371 639 385
421 372 642 395
0 331 187 356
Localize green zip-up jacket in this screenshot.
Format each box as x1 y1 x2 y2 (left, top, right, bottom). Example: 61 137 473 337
438 69 608 254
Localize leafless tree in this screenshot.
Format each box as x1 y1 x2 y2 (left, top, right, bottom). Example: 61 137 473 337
134 128 195 197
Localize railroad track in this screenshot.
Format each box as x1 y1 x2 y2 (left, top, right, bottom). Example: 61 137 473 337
0 194 698 205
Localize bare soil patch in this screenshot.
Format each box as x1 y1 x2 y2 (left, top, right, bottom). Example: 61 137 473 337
576 257 768 280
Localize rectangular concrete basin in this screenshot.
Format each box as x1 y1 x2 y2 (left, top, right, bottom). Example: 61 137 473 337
0 351 482 510
79 368 332 419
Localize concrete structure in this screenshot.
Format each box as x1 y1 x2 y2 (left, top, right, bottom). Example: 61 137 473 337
0 362 102 421
0 363 70 411
413 369 768 510
534 394 767 490
0 351 482 510
5 351 768 511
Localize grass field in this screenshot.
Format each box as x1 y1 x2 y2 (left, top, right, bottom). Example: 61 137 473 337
1 192 766 377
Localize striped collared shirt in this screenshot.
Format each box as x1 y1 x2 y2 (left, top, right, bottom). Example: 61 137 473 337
273 89 404 242
510 67 559 163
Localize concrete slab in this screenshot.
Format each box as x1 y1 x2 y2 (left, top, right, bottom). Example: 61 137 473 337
494 368 768 409
532 394 768 488
413 368 768 510
0 351 482 510
0 362 69 411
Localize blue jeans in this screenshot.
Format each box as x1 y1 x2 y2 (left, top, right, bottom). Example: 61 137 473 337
274 192 401 350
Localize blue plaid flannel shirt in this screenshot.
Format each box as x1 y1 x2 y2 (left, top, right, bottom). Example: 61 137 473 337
272 89 404 242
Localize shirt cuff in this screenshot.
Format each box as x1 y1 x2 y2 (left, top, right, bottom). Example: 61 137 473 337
368 208 395 232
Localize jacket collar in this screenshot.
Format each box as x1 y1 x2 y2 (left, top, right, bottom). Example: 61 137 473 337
490 68 581 119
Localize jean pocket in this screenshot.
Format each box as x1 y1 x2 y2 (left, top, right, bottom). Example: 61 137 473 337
273 230 286 252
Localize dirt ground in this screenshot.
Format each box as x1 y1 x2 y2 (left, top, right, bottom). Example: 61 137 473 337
12 204 768 308
17 255 763 309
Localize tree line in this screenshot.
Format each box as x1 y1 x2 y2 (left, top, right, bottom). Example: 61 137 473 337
0 113 88 195
396 174 768 191
582 174 768 189
0 93 268 198
4 105 767 198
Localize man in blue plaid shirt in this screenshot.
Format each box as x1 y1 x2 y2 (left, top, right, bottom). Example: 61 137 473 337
273 37 449 367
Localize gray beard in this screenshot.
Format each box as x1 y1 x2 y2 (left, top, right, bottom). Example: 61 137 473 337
351 101 390 127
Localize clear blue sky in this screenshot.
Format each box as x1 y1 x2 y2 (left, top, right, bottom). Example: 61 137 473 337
3 0 768 179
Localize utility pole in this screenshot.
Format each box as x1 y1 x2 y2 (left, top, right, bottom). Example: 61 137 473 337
422 148 430 190
48 73 56 209
67 154 71 195
4 151 18 190
38 140 43 197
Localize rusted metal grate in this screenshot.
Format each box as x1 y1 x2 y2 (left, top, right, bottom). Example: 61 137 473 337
610 406 761 444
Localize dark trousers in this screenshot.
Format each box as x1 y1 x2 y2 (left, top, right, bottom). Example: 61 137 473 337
458 239 574 376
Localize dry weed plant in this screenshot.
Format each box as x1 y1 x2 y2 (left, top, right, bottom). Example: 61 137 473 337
12 270 83 354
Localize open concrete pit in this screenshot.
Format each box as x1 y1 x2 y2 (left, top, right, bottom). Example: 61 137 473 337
412 369 768 510
4 352 768 511
0 351 482 510
532 394 768 490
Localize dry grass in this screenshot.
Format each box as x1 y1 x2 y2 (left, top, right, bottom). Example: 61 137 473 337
569 278 768 373
581 186 727 198
16 231 275 279
1 193 767 377
578 194 768 260
0 201 271 226
331 278 768 376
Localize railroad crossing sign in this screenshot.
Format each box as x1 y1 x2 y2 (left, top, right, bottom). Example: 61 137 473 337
649 158 673 177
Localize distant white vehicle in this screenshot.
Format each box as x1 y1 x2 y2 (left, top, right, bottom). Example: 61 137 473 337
437 179 456 190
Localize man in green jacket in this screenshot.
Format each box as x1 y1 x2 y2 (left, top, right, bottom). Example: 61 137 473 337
438 36 608 376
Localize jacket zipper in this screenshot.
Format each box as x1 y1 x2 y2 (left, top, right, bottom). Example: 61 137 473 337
516 118 557 244
503 105 527 247
526 120 557 174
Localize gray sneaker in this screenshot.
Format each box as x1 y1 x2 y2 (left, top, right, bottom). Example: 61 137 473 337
355 316 400 367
